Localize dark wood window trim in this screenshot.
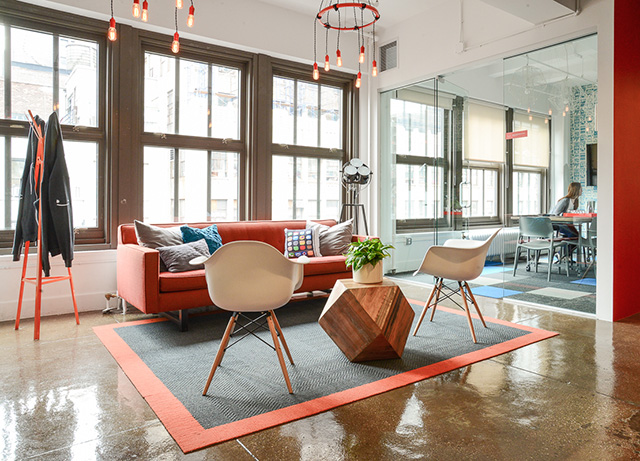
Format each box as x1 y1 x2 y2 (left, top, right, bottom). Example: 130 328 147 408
0 0 109 252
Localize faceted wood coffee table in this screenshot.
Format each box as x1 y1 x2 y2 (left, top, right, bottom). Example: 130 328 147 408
319 278 415 362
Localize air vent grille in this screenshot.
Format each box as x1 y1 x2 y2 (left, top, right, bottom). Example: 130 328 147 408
380 40 398 72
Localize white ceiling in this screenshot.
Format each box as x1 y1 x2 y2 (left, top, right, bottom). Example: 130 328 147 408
254 0 449 31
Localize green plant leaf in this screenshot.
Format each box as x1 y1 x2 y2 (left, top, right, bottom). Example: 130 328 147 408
344 238 394 271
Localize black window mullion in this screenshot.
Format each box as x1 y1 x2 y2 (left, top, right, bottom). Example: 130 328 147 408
174 148 180 221
292 156 297 219
174 58 180 135
293 80 298 146
4 137 10 227
53 34 59 117
317 83 321 148
206 151 212 219
316 157 321 218
4 26 10 118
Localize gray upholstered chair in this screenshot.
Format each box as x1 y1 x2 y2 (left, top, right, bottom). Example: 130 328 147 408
513 217 569 281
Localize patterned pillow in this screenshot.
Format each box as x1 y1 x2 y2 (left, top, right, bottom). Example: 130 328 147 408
284 228 321 258
181 224 223 254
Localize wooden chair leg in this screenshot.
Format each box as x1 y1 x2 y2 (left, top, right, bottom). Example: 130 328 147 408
429 278 444 322
271 311 294 365
267 312 293 394
458 282 477 343
413 281 438 336
464 282 487 328
203 313 237 396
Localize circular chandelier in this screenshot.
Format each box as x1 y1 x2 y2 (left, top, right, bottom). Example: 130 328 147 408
313 1 381 88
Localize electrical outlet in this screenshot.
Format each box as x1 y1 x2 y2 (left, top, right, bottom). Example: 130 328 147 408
405 237 413 245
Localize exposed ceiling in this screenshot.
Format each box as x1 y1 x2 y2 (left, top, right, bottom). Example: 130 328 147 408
254 0 449 31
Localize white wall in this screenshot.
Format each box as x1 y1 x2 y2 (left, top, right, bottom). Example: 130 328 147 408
0 251 116 322
369 0 613 320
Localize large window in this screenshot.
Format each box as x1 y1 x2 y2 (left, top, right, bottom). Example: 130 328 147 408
511 112 549 216
142 51 242 222
0 20 105 246
390 92 448 229
461 167 498 219
271 75 344 220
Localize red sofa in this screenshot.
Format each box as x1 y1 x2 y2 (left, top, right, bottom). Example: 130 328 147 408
117 219 363 329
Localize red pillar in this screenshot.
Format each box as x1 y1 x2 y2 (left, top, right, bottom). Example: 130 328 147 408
613 0 640 320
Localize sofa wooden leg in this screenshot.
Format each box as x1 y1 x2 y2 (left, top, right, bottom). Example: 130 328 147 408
159 310 189 331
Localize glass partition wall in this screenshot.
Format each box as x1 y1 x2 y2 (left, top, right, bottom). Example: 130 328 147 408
381 34 597 316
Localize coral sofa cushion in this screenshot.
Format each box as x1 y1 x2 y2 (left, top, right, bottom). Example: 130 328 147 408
159 269 207 293
302 255 350 276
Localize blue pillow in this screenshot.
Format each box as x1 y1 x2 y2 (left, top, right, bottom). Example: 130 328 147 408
181 224 223 254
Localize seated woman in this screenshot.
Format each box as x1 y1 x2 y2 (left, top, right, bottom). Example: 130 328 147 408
549 182 582 238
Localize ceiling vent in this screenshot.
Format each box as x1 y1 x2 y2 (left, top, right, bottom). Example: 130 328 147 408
379 40 398 72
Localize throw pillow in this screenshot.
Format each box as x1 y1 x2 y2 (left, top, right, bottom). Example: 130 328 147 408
134 220 183 248
306 219 353 256
157 239 210 273
181 224 223 254
284 228 321 258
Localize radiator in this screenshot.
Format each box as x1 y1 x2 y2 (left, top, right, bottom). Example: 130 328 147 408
466 227 519 262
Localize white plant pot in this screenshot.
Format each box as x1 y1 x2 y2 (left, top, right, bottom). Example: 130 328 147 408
353 262 384 284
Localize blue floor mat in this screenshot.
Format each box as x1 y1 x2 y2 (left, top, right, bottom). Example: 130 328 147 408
472 286 523 298
570 278 597 286
481 266 511 275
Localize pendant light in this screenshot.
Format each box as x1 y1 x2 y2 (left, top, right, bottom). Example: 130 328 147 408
132 0 141 18
171 7 180 53
142 0 149 22
176 0 183 9
187 1 195 27
107 0 117 42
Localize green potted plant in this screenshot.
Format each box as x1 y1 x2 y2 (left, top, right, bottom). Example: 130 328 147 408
345 238 394 284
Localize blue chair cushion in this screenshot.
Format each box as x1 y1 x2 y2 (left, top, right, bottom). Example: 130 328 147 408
181 224 223 254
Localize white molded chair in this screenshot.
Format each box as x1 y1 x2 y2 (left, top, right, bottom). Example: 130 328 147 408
191 241 309 395
412 229 501 343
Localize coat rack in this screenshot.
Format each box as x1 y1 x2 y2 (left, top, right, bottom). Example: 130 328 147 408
15 110 79 340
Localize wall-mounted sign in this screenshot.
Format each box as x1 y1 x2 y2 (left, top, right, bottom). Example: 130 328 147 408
506 130 528 140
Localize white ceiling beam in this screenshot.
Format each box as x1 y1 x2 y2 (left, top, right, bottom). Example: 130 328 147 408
479 0 578 25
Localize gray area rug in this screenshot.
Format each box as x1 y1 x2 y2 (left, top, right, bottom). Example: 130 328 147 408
115 298 533 430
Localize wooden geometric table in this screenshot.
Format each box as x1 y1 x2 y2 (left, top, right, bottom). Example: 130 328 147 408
319 278 415 362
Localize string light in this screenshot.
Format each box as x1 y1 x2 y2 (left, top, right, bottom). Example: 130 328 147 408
176 0 183 9
355 71 362 88
187 1 195 27
371 21 377 77
313 63 320 80
312 17 319 79
142 0 149 22
108 0 117 42
324 26 330 72
171 7 180 53
132 0 141 18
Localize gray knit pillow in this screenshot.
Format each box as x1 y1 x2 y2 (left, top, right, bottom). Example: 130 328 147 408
157 239 210 273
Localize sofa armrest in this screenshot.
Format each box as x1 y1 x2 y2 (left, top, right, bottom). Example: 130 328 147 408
117 243 160 313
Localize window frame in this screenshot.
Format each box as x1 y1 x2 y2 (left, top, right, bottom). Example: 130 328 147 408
139 39 251 223
0 5 109 250
394 99 451 233
460 162 502 226
269 61 356 220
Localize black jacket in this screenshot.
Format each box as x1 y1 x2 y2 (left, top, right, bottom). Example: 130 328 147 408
40 112 74 276
12 115 45 261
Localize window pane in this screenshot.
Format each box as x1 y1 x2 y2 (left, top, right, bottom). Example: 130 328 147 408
211 65 240 139
10 137 28 229
273 77 294 145
395 163 430 220
178 60 208 137
0 26 5 116
296 81 319 147
144 53 176 133
320 159 341 218
211 151 239 221
144 147 175 222
178 149 208 221
58 37 98 126
11 28 53 120
295 157 319 220
64 141 98 227
320 86 342 149
272 155 294 220
513 171 541 215
0 137 4 228
484 169 497 216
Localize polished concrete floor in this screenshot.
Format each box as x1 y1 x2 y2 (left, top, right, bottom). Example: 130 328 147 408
2 282 640 460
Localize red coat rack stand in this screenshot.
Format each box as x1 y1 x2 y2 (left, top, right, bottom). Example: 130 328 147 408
14 110 79 340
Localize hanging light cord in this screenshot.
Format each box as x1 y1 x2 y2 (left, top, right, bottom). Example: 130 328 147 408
313 17 317 63
175 6 178 33
111 0 114 18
